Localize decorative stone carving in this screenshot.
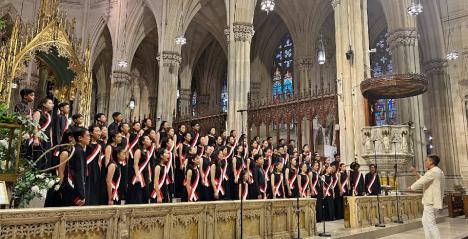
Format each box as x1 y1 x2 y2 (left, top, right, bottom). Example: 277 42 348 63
387 29 418 50
112 70 130 87
296 57 314 70
157 51 182 68
344 194 423 228
233 23 255 42
361 125 415 172
424 59 448 75
0 199 317 239
331 0 341 9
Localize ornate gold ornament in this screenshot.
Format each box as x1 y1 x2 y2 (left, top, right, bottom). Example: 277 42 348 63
0 0 92 124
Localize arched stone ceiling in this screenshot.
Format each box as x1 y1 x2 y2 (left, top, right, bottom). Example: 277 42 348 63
92 25 113 96
190 0 227 52
368 0 388 45
132 26 158 88
127 5 158 68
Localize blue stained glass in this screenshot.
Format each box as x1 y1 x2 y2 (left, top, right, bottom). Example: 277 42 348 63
273 81 283 97
221 82 228 113
272 34 294 99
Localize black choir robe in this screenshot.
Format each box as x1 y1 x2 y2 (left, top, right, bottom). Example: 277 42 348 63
61 144 86 206
251 165 266 199
350 171 365 196
365 172 381 196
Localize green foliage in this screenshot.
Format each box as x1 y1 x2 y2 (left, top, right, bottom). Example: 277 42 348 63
11 166 59 208
0 19 5 30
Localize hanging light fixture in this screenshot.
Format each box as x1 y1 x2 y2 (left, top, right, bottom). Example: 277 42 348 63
407 1 423 16
261 0 275 14
446 51 459 61
318 34 326 65
175 35 187 45
117 60 128 68
444 0 458 61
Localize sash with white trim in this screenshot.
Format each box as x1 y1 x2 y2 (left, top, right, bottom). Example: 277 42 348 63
201 157 211 187
148 144 156 183
191 132 199 148
234 156 244 182
188 168 200 202
300 174 310 197
341 173 349 193
225 141 238 159
40 111 53 145
179 143 190 170
323 176 332 197
367 173 377 194
65 146 77 188
311 172 319 195
165 144 174 184
263 158 271 182
214 167 225 196
86 144 101 165
259 184 266 199
241 182 248 200
127 133 141 158
151 165 167 199
273 174 284 197
288 170 297 189
131 150 151 187
111 170 121 201
353 172 363 195
244 143 248 159
222 159 229 181
332 174 339 189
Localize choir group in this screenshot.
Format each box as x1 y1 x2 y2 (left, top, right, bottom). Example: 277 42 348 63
14 89 382 222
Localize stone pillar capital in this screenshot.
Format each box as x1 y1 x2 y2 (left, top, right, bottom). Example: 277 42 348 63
179 89 192 100
296 57 315 70
224 26 230 45
112 70 131 87
157 51 182 68
233 23 255 42
423 59 448 75
387 29 418 50
331 0 341 9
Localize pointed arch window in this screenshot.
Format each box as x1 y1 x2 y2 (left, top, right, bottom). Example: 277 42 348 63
371 31 396 126
221 81 228 113
192 91 197 117
272 34 294 100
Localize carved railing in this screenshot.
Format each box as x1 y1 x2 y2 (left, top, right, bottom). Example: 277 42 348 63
0 199 317 239
248 91 338 126
344 194 423 228
173 113 227 135
361 125 415 173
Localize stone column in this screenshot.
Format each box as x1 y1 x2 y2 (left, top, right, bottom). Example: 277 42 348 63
296 57 314 95
156 52 181 125
226 23 255 134
108 70 131 117
424 59 464 189
333 0 371 164
178 89 192 119
386 28 426 171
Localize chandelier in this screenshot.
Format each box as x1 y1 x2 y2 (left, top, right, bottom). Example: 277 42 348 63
407 1 423 16
117 60 128 68
446 51 459 61
175 35 187 46
261 0 275 14
318 34 326 65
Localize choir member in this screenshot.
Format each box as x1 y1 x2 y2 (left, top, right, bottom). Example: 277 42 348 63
238 169 249 200
190 122 201 146
53 102 71 146
95 113 107 127
300 144 312 164
298 162 310 198
101 131 122 204
199 145 214 201
310 161 324 222
251 154 266 199
14 88 35 118
118 122 130 149
207 127 216 147
224 135 237 199
185 151 201 202
127 135 152 204
271 161 285 199
232 144 245 199
61 127 89 206
175 132 192 198
70 114 84 131
85 125 102 205
350 162 365 196
335 163 348 219
106 147 126 205
100 126 108 145
285 156 299 198
215 136 224 150
142 118 153 132
156 121 169 148
176 125 187 145
151 148 170 203
32 98 55 169
108 112 123 133
322 165 335 221
365 164 381 196
263 148 273 199
211 148 225 200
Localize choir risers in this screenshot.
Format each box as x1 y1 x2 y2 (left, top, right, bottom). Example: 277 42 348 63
0 199 316 239
344 194 423 229
361 125 415 172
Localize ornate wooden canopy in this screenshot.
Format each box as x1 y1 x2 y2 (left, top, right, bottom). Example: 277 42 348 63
360 73 428 99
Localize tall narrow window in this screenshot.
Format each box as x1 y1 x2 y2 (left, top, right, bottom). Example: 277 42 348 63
272 34 294 100
221 81 228 113
192 91 197 117
371 31 396 126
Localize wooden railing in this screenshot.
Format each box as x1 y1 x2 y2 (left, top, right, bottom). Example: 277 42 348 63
0 199 317 239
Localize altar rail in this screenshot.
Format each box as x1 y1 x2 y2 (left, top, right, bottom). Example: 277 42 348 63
0 198 316 239
344 194 423 228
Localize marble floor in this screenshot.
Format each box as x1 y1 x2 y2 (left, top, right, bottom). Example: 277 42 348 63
381 217 468 239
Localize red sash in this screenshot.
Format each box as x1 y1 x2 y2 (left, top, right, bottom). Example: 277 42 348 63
259 184 266 199
288 170 297 189
263 158 271 182
131 151 151 187
127 133 141 158
234 157 244 182
222 160 229 181
41 112 53 146
353 172 362 195
165 144 174 184
215 172 225 196
151 165 167 199
311 172 318 195
241 183 248 200
341 174 349 193
188 168 200 202
323 176 332 197
191 132 199 148
67 166 74 188
148 144 156 183
300 175 309 197
225 141 238 159
111 172 121 201
273 174 283 197
86 144 101 165
244 143 248 159
367 173 377 194
202 158 211 187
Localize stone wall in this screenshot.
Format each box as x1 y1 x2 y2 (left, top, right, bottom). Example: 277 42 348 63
0 199 316 239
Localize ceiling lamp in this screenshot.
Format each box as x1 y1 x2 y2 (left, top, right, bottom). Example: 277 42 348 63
318 34 326 65
446 51 459 61
261 0 275 14
175 35 187 46
407 1 423 16
117 60 128 68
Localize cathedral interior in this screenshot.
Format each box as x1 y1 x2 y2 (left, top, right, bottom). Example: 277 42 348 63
0 0 467 238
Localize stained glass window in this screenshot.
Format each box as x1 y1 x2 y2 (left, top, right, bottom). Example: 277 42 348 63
221 81 228 113
192 91 197 117
272 34 294 100
371 31 396 126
